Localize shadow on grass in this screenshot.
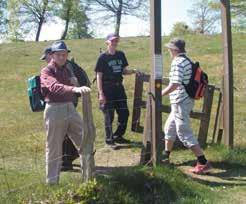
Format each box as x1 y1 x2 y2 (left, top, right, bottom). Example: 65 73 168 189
93 166 212 204
115 141 143 150
0 166 216 203
176 151 246 188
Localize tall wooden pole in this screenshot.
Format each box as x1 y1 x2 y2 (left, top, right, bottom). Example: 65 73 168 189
220 0 234 148
150 0 163 166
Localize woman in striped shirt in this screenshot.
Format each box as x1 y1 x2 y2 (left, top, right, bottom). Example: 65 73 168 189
161 38 211 174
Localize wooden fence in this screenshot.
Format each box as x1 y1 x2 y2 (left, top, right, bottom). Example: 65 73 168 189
131 73 221 148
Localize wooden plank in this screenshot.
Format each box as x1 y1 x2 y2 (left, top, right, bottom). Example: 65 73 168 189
220 0 234 148
140 74 169 85
217 105 224 144
198 85 215 147
131 74 144 132
212 91 223 143
140 86 152 165
217 79 224 144
142 74 150 83
142 102 206 120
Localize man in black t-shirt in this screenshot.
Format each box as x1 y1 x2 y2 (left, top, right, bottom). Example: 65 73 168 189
95 33 138 149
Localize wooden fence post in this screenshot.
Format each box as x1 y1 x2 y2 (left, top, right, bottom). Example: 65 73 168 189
132 74 144 132
198 85 215 146
140 85 152 165
220 0 234 148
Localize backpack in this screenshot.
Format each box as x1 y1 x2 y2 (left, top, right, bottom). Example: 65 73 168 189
68 59 91 87
182 56 208 100
27 75 45 112
66 59 91 108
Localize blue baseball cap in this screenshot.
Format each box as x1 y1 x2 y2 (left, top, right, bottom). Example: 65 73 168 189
106 33 119 41
51 41 71 53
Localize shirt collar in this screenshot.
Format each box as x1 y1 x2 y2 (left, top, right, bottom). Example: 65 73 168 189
177 52 186 56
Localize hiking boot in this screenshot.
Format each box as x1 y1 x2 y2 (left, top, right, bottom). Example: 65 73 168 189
61 162 73 171
61 165 73 171
113 135 131 144
190 161 212 174
160 151 170 164
105 141 118 150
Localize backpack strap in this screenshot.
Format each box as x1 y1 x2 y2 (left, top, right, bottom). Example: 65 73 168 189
179 54 193 65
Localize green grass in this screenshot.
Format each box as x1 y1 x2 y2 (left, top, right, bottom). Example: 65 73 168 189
0 33 246 203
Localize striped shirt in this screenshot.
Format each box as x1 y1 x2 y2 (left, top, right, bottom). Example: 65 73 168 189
169 53 192 104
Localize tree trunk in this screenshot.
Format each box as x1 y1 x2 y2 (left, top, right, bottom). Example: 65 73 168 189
35 17 44 41
35 0 48 42
61 4 71 40
115 0 123 35
61 17 70 40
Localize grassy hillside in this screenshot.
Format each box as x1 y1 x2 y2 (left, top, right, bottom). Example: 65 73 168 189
0 34 245 203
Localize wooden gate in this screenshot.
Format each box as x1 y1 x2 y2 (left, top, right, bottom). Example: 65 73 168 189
131 73 217 147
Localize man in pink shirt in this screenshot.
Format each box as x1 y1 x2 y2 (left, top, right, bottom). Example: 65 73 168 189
40 41 91 184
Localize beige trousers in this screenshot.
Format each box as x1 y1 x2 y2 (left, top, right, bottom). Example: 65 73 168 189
44 102 84 184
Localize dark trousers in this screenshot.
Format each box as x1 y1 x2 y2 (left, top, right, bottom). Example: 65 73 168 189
101 83 129 143
62 136 79 167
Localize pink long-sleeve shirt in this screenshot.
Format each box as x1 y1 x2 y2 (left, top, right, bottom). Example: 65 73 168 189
40 61 75 103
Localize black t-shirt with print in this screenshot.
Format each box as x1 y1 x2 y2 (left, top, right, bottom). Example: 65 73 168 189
95 51 129 83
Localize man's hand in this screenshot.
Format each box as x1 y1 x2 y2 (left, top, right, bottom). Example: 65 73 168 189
72 86 91 94
99 92 106 105
134 69 145 76
123 68 144 76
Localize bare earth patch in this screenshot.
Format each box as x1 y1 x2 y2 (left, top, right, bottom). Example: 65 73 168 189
95 145 140 174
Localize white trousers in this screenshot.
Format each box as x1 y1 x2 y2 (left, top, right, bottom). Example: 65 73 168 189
164 98 198 148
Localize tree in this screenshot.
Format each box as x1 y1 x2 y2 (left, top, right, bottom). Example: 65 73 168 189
7 0 25 41
56 0 74 40
0 0 7 36
87 0 148 35
210 0 246 33
188 0 220 34
170 22 193 36
67 3 92 39
229 0 246 33
21 0 51 41
8 0 52 41
56 0 91 40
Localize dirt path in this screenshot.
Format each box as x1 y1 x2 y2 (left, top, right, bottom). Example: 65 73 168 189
95 145 140 168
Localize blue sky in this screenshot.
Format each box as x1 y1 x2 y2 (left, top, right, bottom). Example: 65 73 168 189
39 0 193 41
